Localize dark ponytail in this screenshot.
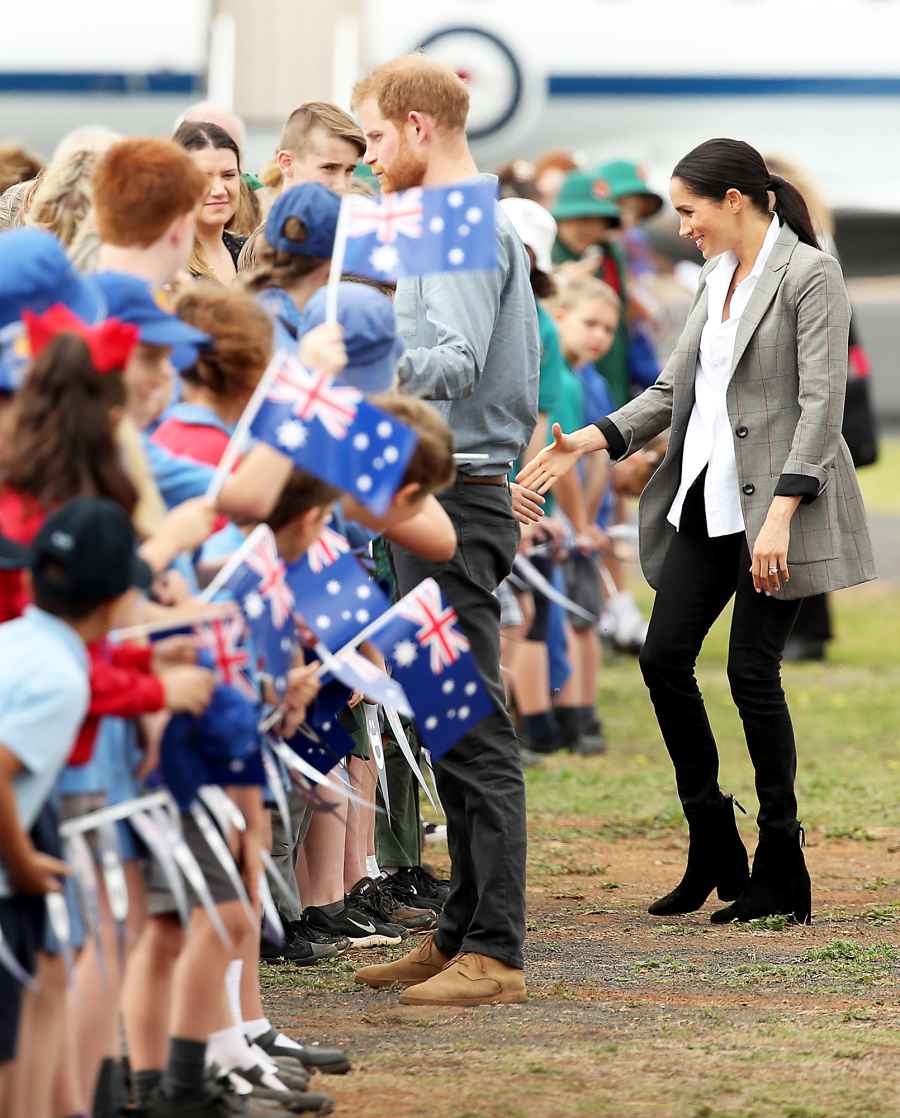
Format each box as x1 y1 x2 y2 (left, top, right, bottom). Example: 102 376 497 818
4 333 137 514
673 138 820 250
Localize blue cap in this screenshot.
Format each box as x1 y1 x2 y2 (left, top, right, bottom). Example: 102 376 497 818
0 228 104 329
300 283 404 395
92 271 211 372
265 183 340 258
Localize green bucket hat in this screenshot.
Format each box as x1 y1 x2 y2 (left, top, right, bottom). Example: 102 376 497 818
593 160 664 215
551 171 621 225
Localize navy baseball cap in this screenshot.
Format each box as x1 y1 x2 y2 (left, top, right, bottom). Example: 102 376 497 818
0 228 104 329
300 282 404 395
92 272 211 372
30 496 153 610
265 183 340 258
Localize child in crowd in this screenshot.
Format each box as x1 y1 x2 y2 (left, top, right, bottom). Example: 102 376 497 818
0 498 155 1115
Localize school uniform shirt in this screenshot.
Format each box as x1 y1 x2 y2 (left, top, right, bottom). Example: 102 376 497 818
0 607 89 897
256 287 302 354
141 434 216 510
668 215 781 537
152 402 233 468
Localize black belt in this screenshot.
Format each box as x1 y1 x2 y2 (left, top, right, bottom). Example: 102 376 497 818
460 474 507 487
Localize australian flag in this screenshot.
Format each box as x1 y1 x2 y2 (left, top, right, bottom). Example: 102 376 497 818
148 612 258 702
354 578 494 759
287 526 389 651
282 678 360 776
340 181 497 281
216 527 297 699
249 355 417 516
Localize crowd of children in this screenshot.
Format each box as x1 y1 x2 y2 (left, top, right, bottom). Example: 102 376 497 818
0 55 679 1118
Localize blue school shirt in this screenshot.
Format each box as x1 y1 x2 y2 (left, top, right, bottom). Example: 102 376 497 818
256 287 302 354
0 607 89 897
141 434 216 509
574 361 617 529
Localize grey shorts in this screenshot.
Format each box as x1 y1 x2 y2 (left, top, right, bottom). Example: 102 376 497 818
563 553 603 632
144 810 240 917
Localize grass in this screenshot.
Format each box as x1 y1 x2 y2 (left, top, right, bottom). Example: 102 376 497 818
262 501 900 1118
525 579 900 840
857 435 900 515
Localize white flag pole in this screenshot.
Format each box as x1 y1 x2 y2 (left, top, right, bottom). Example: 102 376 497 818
199 524 271 603
325 197 351 325
205 349 289 502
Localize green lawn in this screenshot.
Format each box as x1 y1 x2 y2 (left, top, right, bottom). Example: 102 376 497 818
858 435 900 515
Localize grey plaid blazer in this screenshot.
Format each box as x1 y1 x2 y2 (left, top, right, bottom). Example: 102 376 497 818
605 224 876 600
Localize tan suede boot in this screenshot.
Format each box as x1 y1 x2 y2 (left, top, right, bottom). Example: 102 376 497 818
354 931 451 989
399 953 527 1006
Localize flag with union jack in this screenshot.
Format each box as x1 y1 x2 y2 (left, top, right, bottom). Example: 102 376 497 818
196 615 257 701
287 546 389 652
347 577 494 759
249 354 418 516
214 526 297 699
339 180 497 281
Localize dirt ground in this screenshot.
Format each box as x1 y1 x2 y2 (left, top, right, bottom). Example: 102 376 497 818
263 825 900 1118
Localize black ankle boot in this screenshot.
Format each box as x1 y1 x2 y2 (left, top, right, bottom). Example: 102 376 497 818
648 796 750 916
710 826 812 925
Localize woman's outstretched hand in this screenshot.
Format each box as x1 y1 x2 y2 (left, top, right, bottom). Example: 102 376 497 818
517 423 606 495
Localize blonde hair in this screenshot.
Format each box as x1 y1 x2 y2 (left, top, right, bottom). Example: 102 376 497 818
230 176 262 237
763 153 835 241
26 149 99 247
352 55 469 132
278 101 365 158
548 266 620 315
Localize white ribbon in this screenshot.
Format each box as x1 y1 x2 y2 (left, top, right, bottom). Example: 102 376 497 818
512 554 599 623
260 848 295 909
258 867 284 947
0 923 36 989
167 813 233 948
189 801 256 931
384 705 438 812
128 808 191 928
198 786 246 837
45 891 74 981
363 702 390 818
63 831 105 977
260 741 291 850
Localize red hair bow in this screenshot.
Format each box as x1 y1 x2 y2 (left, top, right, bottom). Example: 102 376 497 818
22 304 140 374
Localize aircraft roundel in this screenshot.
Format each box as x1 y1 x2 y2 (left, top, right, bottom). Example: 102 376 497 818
414 26 524 141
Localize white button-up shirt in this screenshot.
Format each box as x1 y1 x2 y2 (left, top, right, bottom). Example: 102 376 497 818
668 215 781 536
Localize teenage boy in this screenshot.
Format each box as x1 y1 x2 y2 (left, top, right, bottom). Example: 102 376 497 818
275 101 365 197
352 54 539 1006
0 498 153 1114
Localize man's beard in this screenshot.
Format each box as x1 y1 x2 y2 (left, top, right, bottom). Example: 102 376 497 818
377 137 427 193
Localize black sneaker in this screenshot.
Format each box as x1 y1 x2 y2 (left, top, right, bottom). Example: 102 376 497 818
382 866 449 913
347 876 437 932
291 914 351 953
300 903 405 948
411 865 450 905
260 927 340 966
252 1027 352 1076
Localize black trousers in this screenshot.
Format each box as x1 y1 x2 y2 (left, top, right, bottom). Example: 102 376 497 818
638 477 803 835
390 477 527 969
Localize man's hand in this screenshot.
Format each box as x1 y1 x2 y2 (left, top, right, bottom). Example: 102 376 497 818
510 482 545 525
11 848 70 894
161 666 216 715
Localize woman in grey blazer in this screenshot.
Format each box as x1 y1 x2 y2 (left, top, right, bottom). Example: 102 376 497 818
519 139 875 926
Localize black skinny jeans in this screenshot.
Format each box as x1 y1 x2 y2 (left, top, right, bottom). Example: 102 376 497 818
639 476 803 836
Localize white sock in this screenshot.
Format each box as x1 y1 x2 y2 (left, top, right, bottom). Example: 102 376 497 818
224 959 244 1028
207 1025 256 1075
366 855 381 879
244 1017 271 1043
